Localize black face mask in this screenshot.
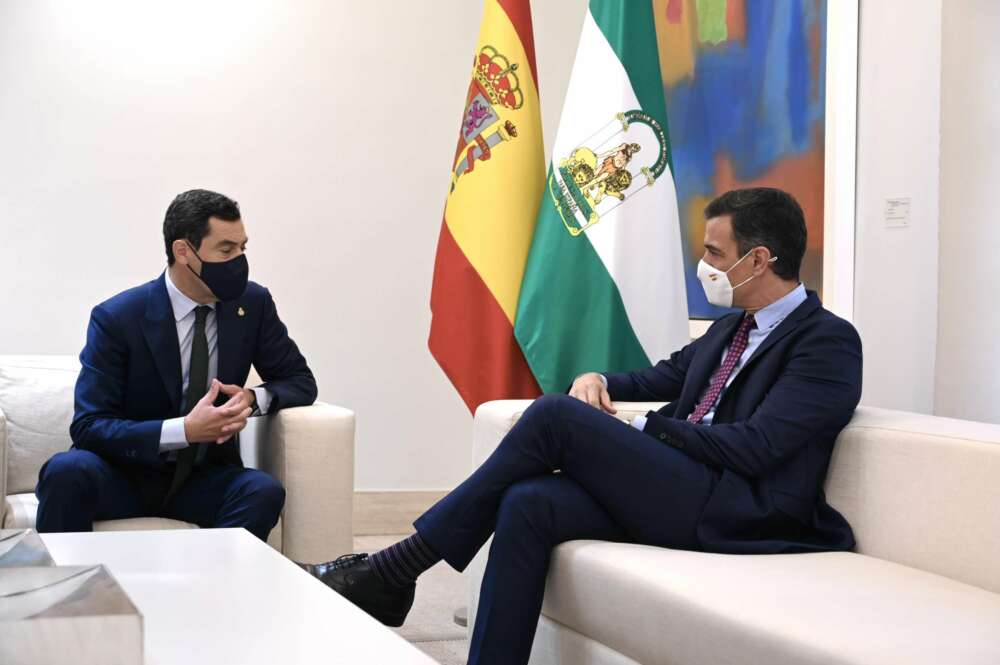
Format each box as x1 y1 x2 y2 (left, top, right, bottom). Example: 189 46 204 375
186 242 249 302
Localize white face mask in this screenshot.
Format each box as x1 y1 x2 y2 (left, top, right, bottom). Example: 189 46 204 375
697 249 777 308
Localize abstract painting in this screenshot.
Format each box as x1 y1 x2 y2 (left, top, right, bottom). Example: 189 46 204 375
654 0 828 319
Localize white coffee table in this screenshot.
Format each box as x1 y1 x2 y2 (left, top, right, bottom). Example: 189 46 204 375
40 528 437 665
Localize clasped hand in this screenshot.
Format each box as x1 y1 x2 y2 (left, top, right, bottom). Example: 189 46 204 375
183 379 254 444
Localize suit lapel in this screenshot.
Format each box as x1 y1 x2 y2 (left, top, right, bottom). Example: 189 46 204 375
740 291 821 370
141 274 183 415
216 298 246 386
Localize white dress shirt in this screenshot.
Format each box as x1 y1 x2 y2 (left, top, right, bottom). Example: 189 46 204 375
159 270 272 453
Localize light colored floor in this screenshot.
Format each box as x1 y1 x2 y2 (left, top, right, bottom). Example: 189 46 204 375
353 492 449 535
355 535 469 665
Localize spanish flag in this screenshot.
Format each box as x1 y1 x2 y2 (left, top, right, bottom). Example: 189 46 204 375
429 0 544 412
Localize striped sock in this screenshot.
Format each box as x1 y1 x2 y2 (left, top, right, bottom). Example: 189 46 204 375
368 532 440 589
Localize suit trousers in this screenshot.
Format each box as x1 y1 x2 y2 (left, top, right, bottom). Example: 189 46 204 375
35 448 285 541
415 394 719 665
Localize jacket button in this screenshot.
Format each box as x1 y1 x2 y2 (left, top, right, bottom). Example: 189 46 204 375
658 433 667 441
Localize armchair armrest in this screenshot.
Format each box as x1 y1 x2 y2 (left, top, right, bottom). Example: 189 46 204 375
258 401 354 563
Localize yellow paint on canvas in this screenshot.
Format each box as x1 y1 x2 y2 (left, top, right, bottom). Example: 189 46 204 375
444 0 545 324
653 0 696 86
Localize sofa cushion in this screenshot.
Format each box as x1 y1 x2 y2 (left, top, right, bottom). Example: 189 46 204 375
3 492 197 531
2 492 40 529
0 356 80 494
825 407 1000 594
4 493 286 552
541 541 1000 665
94 517 199 531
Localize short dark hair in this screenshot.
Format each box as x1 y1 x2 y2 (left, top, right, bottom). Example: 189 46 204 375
163 189 241 265
704 187 807 281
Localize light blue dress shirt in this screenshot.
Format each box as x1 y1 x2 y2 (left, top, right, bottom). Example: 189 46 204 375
159 270 272 453
627 283 807 430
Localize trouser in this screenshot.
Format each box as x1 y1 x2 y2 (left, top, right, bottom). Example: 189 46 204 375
415 395 718 665
35 449 285 541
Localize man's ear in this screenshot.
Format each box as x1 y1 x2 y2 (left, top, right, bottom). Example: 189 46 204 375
173 239 192 266
752 246 773 275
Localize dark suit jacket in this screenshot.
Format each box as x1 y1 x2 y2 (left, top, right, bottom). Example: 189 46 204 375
605 291 862 554
69 273 318 469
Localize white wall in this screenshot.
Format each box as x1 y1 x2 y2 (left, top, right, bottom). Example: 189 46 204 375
935 0 1000 424
0 0 587 490
852 0 942 413
3 0 984 489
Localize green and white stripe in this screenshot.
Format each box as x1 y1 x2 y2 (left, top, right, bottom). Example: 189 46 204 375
514 0 689 393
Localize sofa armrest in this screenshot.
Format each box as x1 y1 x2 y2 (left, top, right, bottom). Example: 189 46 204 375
258 401 355 563
467 399 668 636
0 404 7 527
472 399 669 465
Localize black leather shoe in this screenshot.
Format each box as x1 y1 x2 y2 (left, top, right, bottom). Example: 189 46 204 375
300 553 415 627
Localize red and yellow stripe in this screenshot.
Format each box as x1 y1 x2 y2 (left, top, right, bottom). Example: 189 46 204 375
429 0 543 412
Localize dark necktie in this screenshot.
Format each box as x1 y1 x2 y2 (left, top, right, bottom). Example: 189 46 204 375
165 305 212 503
687 314 756 424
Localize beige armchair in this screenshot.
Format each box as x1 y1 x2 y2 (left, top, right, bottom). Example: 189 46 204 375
0 355 353 564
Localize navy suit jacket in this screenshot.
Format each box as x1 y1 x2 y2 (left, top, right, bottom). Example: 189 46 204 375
70 273 317 469
605 291 862 554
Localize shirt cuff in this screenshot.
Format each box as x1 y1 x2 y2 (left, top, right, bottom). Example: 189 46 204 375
159 417 189 453
631 414 648 431
252 386 273 416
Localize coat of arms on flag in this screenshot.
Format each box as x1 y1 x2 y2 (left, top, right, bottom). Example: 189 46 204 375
451 46 525 191
550 110 670 236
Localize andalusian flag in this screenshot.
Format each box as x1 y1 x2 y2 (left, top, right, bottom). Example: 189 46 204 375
514 0 689 393
429 0 544 411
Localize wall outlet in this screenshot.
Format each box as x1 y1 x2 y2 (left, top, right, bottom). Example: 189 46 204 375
884 197 911 228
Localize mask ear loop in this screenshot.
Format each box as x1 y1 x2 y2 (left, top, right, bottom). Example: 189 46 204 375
731 255 779 291
724 249 755 275
184 240 207 283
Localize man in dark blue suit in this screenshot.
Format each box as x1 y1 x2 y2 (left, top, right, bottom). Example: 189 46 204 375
35 189 317 541
305 188 862 665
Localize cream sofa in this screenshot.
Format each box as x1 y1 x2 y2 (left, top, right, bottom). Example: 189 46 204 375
468 401 1000 665
0 355 354 564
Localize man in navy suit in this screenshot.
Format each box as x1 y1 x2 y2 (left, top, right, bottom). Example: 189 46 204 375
35 189 317 541
305 187 862 665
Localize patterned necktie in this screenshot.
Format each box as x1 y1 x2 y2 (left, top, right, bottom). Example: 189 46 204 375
165 305 212 503
687 313 756 424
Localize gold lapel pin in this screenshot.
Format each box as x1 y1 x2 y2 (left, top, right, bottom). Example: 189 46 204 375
238 307 245 317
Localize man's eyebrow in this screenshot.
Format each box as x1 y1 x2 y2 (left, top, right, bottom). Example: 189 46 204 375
215 238 248 247
704 242 722 253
